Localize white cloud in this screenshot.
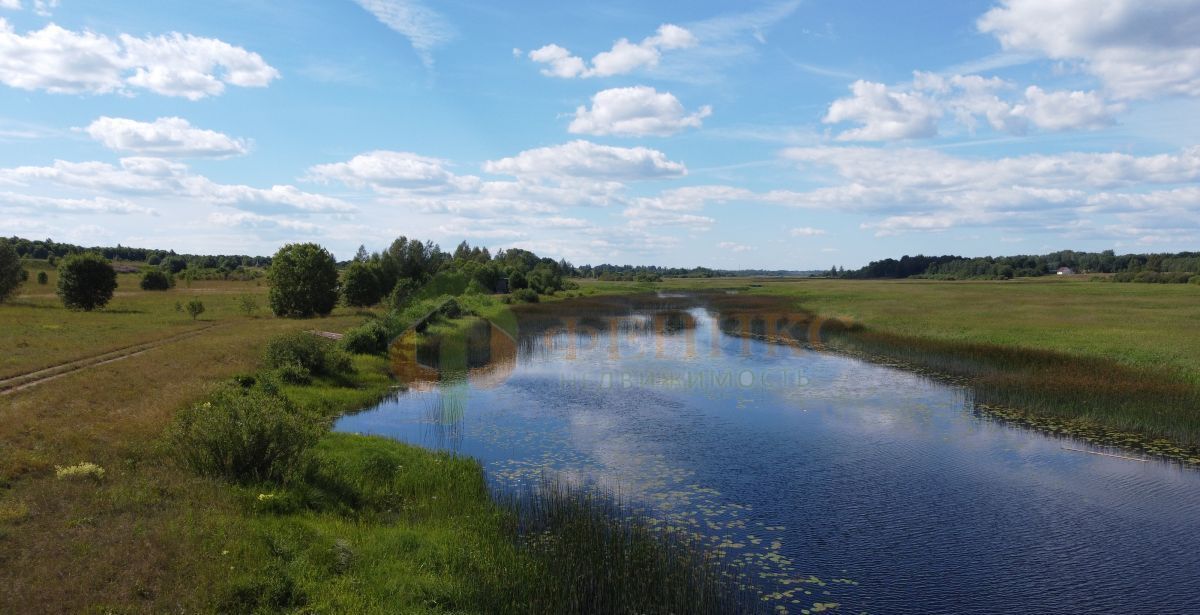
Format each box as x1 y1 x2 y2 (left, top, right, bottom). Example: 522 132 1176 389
528 24 697 79
32 0 55 16
0 1 20 11
824 80 942 141
307 150 459 190
0 18 278 99
789 226 826 236
209 211 319 233
978 0 1200 99
0 157 353 213
1010 86 1122 131
0 191 154 215
83 117 249 157
483 140 686 181
569 86 711 137
824 72 1122 140
352 0 454 68
778 145 1200 235
717 241 755 252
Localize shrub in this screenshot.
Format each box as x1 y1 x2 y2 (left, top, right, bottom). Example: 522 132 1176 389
274 364 312 385
0 240 25 303
186 298 206 320
55 462 105 482
1191 276 1200 285
341 260 383 307
263 332 354 379
508 270 528 290
268 243 339 318
385 278 419 310
36 271 48 285
238 294 259 316
140 269 174 291
438 297 464 319
512 288 539 303
464 278 489 295
57 252 117 311
341 320 391 355
169 385 318 484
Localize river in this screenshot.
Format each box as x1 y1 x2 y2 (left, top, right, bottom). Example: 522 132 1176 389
335 294 1200 614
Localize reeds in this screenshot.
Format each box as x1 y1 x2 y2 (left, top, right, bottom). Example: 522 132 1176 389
491 477 769 615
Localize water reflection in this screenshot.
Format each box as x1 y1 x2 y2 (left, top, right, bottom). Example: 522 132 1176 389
339 294 1200 614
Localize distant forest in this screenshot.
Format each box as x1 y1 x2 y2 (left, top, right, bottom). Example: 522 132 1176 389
4 236 817 281
839 250 1200 282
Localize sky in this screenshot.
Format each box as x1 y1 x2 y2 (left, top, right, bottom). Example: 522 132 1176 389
1 0 1199 268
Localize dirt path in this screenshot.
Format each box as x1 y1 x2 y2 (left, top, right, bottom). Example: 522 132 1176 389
0 323 223 396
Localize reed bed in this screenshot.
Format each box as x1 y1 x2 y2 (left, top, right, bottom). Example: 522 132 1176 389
493 477 769 615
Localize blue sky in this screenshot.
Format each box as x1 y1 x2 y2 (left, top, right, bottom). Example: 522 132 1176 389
1 0 1199 268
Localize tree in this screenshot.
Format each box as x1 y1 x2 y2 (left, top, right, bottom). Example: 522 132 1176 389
37 271 48 285
341 260 382 307
268 243 339 318
140 269 174 291
0 240 23 303
186 298 206 320
57 252 117 311
508 270 528 290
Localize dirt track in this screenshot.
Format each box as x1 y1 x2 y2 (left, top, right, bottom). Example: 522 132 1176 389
0 324 221 396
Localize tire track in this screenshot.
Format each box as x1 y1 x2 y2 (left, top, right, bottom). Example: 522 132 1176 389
0 324 223 396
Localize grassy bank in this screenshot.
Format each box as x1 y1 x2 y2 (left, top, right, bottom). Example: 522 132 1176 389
575 277 1200 458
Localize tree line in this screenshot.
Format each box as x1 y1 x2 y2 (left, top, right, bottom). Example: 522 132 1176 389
838 250 1200 280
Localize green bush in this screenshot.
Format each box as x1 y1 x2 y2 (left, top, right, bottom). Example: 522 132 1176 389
263 332 354 380
385 278 419 310
512 288 539 303
438 297 464 318
340 320 391 355
168 384 319 484
57 252 118 311
341 260 383 307
186 298 206 320
140 269 174 291
36 271 48 285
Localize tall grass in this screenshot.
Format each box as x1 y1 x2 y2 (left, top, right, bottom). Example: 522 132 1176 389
494 478 768 615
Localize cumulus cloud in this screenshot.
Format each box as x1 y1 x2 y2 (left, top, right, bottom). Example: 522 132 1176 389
307 150 460 190
352 0 454 67
0 18 278 99
568 86 711 137
978 0 1200 99
824 80 942 141
0 1 19 10
0 157 352 213
483 140 686 180
528 24 697 78
1010 86 1121 131
83 117 249 157
824 72 1121 140
778 145 1200 235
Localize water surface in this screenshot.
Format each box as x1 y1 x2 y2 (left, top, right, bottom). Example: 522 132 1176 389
336 295 1200 614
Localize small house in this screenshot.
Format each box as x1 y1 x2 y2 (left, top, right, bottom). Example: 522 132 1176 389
1056 267 1074 275
495 277 510 294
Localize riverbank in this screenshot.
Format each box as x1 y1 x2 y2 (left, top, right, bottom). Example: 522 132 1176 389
573 277 1200 461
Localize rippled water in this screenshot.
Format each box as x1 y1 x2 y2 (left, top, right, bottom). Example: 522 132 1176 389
336 295 1200 614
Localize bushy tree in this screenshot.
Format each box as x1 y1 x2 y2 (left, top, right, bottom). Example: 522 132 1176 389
508 270 528 290
57 252 117 311
267 243 339 318
36 271 48 285
140 269 174 291
186 298 206 320
341 260 382 307
0 240 23 303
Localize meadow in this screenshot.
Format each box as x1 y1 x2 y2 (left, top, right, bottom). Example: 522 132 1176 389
0 264 758 613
